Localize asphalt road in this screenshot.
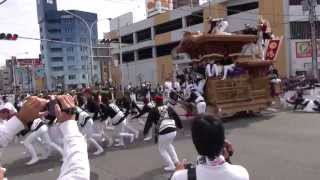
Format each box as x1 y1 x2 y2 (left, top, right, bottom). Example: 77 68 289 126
1 111 320 180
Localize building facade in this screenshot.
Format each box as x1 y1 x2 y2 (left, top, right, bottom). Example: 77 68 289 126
105 0 265 86
36 0 101 90
4 58 45 92
0 66 11 92
93 43 113 84
105 0 320 86
285 0 320 76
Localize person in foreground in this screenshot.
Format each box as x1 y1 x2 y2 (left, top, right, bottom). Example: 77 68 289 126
0 95 90 180
170 114 249 180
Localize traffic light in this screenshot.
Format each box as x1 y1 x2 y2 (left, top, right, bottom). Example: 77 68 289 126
0 33 18 40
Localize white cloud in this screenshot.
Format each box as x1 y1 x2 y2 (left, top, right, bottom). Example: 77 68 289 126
0 0 146 65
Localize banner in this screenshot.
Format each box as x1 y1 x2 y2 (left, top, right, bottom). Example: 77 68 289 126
296 41 320 58
265 37 283 61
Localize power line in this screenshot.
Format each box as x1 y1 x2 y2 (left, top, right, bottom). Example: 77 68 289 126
18 35 113 49
19 36 90 47
0 0 7 6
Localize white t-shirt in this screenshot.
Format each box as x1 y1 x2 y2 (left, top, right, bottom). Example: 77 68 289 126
1 102 17 114
171 163 249 180
164 81 173 91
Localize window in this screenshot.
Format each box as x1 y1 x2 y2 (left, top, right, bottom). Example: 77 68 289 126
47 19 61 24
94 65 98 70
155 19 183 35
47 0 53 4
56 75 64 80
156 42 180 57
122 51 134 63
68 65 76 70
81 56 88 61
48 29 61 33
186 11 203 26
66 38 73 42
80 38 87 43
290 21 320 39
289 0 320 5
51 38 62 41
121 34 134 44
138 47 153 60
68 74 76 80
81 65 86 69
80 46 88 52
66 47 74 52
50 48 62 52
51 57 63 62
51 66 64 71
65 28 73 33
227 2 259 15
82 74 86 79
136 28 152 42
67 56 75 61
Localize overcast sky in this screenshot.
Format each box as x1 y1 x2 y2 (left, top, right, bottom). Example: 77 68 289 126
0 0 146 65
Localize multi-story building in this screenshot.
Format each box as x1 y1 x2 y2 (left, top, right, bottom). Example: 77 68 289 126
106 0 320 86
0 66 11 92
105 0 266 86
285 0 320 76
4 58 45 92
36 0 100 90
93 43 113 85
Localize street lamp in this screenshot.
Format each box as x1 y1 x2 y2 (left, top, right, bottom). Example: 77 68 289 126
0 0 7 6
63 10 94 87
63 10 114 87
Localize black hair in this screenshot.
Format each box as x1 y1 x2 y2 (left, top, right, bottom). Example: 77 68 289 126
2 96 7 102
76 93 85 107
191 114 225 159
101 93 110 105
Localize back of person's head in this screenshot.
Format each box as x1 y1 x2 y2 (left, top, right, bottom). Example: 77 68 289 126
2 96 8 102
101 93 109 105
154 95 164 106
192 114 225 159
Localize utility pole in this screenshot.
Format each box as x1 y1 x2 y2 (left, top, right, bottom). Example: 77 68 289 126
303 0 319 80
11 56 17 94
208 0 211 17
309 0 318 81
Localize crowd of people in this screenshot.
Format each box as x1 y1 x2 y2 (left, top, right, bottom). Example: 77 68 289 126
0 76 250 180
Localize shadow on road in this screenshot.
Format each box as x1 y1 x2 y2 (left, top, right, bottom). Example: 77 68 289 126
4 155 62 178
131 167 171 180
3 112 276 179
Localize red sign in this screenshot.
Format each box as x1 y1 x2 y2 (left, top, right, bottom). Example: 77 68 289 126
296 41 320 58
265 37 282 61
16 58 42 67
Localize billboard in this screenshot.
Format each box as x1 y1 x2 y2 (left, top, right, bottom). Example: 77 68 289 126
296 41 320 58
16 58 42 67
146 0 173 17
